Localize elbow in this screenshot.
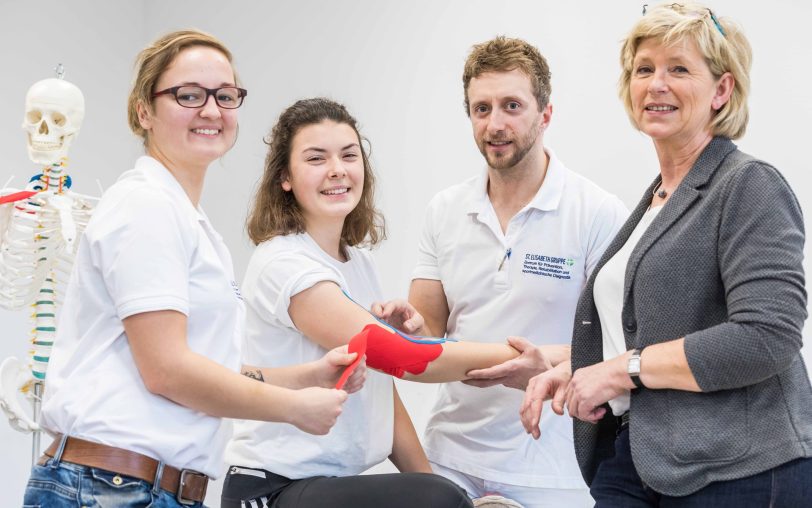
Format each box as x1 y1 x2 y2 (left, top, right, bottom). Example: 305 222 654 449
686 323 804 392
139 365 176 398
768 328 805 372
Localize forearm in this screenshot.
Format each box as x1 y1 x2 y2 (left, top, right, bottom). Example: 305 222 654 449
401 342 519 383
242 362 320 390
150 349 300 422
389 386 431 473
541 344 571 367
637 338 700 392
408 279 448 338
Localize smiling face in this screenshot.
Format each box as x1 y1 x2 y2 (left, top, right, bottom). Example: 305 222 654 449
467 69 550 171
630 37 733 148
282 120 365 230
137 46 238 172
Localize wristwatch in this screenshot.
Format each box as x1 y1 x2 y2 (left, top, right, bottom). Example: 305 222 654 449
627 348 645 389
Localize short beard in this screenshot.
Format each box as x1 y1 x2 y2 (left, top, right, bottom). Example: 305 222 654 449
478 120 541 170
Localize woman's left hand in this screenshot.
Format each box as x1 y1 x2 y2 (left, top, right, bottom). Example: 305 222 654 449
566 352 635 423
316 345 367 394
371 299 425 335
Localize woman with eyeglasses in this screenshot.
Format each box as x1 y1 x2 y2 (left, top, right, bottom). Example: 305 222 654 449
521 3 812 506
22 30 361 508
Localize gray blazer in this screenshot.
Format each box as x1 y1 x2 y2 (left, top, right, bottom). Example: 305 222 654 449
571 137 812 496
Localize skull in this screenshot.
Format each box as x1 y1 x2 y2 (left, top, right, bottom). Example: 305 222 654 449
22 78 85 165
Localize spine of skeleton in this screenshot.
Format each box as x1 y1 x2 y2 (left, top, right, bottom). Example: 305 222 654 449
29 274 57 382
29 162 66 381
41 160 68 193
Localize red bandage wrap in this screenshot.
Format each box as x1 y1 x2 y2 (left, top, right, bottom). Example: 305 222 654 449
352 323 442 378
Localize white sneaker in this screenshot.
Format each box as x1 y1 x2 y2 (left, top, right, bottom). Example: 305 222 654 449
472 495 525 508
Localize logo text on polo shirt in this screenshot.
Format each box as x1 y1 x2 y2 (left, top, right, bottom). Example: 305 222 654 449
522 253 575 280
231 280 243 300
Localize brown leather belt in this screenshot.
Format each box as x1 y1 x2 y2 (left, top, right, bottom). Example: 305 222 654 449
39 435 208 504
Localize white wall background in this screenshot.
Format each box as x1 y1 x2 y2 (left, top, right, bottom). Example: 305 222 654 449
1 1 810 504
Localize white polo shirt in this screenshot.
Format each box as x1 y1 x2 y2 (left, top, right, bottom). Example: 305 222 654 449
413 148 628 489
226 233 394 479
41 156 244 478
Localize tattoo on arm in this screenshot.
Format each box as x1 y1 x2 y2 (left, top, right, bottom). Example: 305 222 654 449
242 369 265 383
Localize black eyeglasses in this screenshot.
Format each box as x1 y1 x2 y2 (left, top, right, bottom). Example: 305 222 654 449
152 85 248 109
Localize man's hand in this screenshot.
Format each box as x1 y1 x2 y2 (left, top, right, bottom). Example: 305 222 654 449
464 337 564 390
520 360 572 439
315 345 366 394
565 352 633 424
371 299 425 335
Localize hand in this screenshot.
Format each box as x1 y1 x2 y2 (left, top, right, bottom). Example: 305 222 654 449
0 357 39 433
371 299 425 335
520 361 572 440
288 387 348 435
315 345 366 394
565 352 634 424
464 337 559 390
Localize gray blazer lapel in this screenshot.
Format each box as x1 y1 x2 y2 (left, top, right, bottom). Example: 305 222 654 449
583 176 657 295
572 183 656 370
623 137 738 305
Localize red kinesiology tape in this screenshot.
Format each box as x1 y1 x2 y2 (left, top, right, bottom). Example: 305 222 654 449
335 331 367 390
351 323 442 378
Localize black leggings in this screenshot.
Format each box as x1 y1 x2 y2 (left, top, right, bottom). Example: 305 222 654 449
221 465 473 508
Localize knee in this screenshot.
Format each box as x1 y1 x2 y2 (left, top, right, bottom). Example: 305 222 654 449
415 473 473 507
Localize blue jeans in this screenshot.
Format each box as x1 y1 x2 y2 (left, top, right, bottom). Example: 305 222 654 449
590 427 812 507
23 436 204 508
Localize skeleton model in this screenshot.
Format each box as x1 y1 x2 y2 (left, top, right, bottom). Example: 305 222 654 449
0 68 97 462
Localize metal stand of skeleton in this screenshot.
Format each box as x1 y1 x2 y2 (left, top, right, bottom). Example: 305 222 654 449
0 65 97 465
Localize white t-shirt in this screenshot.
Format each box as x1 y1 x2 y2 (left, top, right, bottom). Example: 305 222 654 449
41 156 244 478
594 204 662 416
412 148 628 489
225 233 394 479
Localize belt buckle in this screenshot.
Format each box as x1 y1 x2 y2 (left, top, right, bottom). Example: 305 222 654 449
176 469 206 506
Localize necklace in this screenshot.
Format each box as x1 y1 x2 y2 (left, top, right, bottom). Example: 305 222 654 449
652 180 668 199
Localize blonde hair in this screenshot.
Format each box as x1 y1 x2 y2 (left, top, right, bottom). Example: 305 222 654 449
619 3 752 139
246 98 385 254
127 29 236 146
463 36 552 115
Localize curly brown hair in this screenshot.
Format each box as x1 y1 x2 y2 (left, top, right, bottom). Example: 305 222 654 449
463 36 552 115
246 98 385 253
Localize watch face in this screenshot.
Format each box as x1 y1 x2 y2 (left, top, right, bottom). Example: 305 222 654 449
628 357 641 375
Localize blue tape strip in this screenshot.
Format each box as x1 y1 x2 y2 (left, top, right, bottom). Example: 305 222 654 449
341 289 457 344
